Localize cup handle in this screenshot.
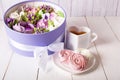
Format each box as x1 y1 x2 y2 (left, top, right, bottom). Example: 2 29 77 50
91 33 98 43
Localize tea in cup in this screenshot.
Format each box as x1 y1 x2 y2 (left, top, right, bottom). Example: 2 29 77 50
66 26 98 50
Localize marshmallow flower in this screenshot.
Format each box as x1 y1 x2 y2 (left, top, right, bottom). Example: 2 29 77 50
58 49 88 71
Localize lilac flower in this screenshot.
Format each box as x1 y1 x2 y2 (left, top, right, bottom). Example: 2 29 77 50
13 24 25 32
6 18 18 28
40 5 54 13
27 14 35 21
27 23 34 28
50 12 57 20
25 7 32 12
45 15 48 20
43 19 48 27
37 19 48 28
25 26 34 33
25 23 34 33
31 8 37 14
19 22 34 33
20 21 27 27
6 18 13 24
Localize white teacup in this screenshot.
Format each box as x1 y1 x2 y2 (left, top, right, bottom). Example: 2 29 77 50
66 26 98 50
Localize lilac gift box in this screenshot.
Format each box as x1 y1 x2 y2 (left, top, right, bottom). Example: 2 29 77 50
4 1 66 57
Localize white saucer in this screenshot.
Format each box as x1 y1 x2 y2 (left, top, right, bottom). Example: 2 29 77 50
53 49 96 74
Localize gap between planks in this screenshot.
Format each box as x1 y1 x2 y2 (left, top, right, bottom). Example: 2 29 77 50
104 17 120 42
36 68 39 80
2 52 13 80
85 16 108 80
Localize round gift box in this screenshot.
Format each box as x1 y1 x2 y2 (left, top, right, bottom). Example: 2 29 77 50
4 1 66 57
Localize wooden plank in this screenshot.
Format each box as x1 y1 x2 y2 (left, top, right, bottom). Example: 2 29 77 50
59 0 71 17
92 0 108 16
105 17 120 41
71 0 86 16
85 0 94 16
38 59 72 80
0 21 13 80
1 20 37 80
72 46 107 80
66 17 106 80
66 17 88 27
0 1 3 20
117 0 120 16
92 0 100 16
105 0 118 16
86 17 120 80
99 0 108 16
4 53 38 80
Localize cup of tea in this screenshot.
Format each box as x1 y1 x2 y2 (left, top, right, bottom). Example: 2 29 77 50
66 26 98 50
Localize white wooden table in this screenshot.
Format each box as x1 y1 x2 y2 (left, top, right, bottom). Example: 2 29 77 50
0 16 120 80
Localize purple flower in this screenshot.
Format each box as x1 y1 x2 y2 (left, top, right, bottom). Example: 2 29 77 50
43 19 48 27
14 22 34 33
25 26 34 33
25 23 34 33
20 22 34 28
25 7 32 12
31 8 37 14
45 15 48 20
27 23 34 28
6 18 13 24
20 21 28 27
40 5 54 13
37 19 48 28
13 24 25 32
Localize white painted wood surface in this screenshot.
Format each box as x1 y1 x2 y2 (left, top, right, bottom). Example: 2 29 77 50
4 53 38 80
59 0 71 17
86 17 120 80
0 1 3 20
1 1 120 80
67 17 107 80
105 17 120 41
0 21 13 80
1 0 120 17
1 17 120 80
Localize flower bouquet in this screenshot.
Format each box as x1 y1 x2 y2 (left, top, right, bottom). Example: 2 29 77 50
4 1 66 57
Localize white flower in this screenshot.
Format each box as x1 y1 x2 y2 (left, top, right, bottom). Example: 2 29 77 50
10 11 20 20
19 11 25 17
47 25 57 31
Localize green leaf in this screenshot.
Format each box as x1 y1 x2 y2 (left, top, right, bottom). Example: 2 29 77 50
21 15 28 22
48 20 55 27
30 21 34 24
34 27 37 31
57 11 64 17
13 19 18 25
35 11 42 21
8 22 13 28
42 9 46 14
44 29 49 32
38 10 43 15
32 16 34 20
